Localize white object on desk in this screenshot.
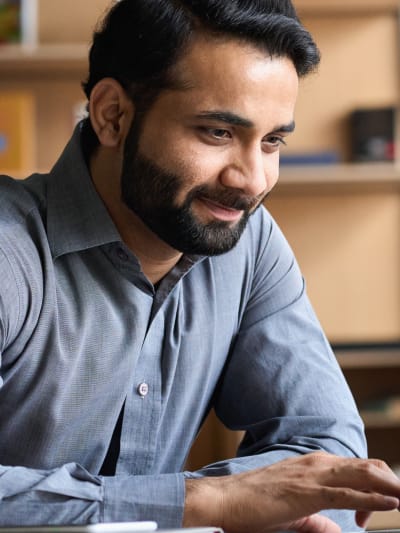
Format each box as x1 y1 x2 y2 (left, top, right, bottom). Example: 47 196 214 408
0 524 223 533
0 521 157 533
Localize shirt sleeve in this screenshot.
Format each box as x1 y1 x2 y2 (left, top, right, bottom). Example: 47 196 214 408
0 239 186 527
0 463 185 527
184 212 367 532
0 244 22 358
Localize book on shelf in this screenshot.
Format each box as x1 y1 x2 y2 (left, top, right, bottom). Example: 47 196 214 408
0 0 37 46
0 90 35 176
350 106 398 163
280 150 340 166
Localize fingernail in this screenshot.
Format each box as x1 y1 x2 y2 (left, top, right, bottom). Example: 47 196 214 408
384 496 399 507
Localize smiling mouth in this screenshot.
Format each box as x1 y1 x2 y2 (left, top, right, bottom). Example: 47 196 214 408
197 197 244 222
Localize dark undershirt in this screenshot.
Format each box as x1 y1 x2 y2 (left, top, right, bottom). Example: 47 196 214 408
99 403 125 476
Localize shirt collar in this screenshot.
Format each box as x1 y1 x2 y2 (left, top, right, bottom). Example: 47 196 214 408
47 124 121 259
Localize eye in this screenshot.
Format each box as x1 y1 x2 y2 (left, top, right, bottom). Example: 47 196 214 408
265 135 287 147
198 127 232 142
262 134 287 152
210 128 231 139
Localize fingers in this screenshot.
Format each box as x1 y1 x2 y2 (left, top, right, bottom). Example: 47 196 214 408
355 510 373 529
317 485 399 513
304 454 398 497
289 514 341 533
289 510 371 533
279 453 400 518
289 511 371 533
303 453 400 497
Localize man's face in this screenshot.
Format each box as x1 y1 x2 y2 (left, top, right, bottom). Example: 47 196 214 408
121 36 299 255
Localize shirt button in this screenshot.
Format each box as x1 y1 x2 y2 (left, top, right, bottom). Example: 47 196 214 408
137 382 149 397
116 247 129 262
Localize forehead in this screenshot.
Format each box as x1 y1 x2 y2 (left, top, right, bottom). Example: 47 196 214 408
157 35 299 126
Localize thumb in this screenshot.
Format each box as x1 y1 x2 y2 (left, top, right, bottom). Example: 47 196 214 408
289 513 342 533
355 510 372 529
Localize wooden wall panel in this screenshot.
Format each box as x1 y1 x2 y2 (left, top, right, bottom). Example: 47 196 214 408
267 190 400 343
38 0 111 43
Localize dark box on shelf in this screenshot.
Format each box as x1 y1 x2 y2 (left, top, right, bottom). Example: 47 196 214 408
350 106 397 162
0 0 22 44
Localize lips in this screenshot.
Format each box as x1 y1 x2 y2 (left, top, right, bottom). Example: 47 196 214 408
197 196 244 222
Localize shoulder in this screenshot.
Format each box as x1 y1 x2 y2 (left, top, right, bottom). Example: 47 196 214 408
0 174 49 249
0 174 49 297
0 175 50 349
0 174 47 223
0 174 49 277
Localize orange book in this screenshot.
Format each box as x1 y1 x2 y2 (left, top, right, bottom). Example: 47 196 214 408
0 91 36 176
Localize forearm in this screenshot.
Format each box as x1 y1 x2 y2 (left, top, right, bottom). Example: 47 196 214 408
183 477 222 529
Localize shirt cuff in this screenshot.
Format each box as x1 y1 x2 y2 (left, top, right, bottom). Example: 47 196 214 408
102 472 185 527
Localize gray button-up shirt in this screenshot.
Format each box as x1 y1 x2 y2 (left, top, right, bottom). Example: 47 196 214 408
0 126 366 529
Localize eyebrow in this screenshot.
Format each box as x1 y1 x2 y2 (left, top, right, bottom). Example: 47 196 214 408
196 111 254 128
196 111 296 133
274 120 296 133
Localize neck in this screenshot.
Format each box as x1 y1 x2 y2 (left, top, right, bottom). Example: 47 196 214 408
90 148 182 284
121 215 183 284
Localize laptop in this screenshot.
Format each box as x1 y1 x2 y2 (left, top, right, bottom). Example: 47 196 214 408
0 524 222 533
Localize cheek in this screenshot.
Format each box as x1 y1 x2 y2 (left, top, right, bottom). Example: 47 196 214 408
139 128 226 196
173 160 213 204
171 147 221 191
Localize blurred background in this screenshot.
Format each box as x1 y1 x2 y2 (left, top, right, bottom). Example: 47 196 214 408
1 0 400 528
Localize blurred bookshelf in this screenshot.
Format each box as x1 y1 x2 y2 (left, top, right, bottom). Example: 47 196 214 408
0 0 107 176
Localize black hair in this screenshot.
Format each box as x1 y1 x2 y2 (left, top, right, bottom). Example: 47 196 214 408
81 0 320 155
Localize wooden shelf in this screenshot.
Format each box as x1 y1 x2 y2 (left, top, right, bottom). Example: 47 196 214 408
0 43 88 76
361 411 400 428
277 162 400 192
336 348 400 369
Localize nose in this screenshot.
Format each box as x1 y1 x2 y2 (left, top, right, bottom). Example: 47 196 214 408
219 146 274 197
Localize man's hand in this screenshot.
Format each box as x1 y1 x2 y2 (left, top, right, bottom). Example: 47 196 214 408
183 452 400 533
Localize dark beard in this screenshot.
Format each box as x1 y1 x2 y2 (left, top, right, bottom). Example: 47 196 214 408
120 130 264 256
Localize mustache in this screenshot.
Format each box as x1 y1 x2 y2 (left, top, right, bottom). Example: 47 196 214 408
191 187 268 212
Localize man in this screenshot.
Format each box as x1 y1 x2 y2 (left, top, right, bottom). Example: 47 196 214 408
0 0 399 531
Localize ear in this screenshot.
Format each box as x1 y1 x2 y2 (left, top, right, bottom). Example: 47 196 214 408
89 78 134 148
